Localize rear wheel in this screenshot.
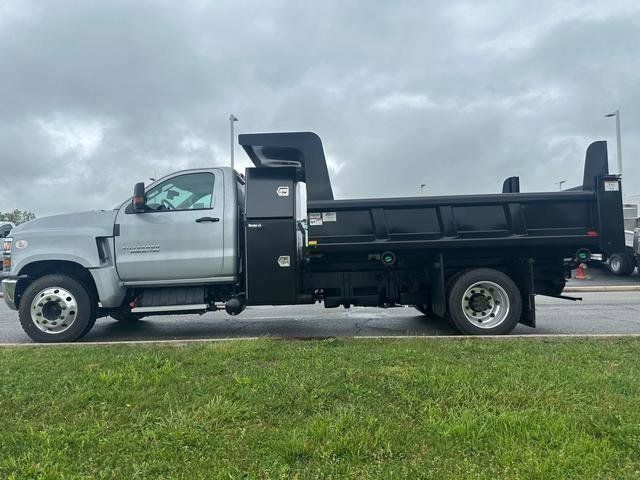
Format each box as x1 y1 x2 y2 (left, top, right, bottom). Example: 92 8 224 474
447 268 521 335
608 253 635 276
18 274 96 343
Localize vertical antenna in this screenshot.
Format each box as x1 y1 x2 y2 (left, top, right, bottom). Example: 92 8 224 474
229 114 238 171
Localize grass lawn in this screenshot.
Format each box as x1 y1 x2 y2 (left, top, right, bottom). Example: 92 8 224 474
1 338 639 479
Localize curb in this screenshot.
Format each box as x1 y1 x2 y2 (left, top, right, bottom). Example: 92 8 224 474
3 333 640 348
564 285 640 292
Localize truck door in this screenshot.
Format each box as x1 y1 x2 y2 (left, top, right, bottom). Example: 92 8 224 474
115 169 225 283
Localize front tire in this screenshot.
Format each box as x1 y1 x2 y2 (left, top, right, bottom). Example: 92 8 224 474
19 274 96 343
447 268 522 335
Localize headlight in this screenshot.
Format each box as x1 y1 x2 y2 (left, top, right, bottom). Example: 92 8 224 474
2 237 12 271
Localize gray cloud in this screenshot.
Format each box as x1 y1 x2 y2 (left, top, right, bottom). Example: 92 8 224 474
1 0 639 215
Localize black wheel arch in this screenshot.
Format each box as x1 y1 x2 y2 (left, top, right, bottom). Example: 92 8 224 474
15 260 99 309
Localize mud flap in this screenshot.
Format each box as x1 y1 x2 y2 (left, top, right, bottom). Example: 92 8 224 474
429 254 447 317
514 258 536 327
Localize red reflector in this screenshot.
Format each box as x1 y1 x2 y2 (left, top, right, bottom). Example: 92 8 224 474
587 230 599 237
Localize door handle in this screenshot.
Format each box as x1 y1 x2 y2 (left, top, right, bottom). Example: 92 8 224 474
196 217 220 223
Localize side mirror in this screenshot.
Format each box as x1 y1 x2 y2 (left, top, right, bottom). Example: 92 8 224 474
132 182 147 213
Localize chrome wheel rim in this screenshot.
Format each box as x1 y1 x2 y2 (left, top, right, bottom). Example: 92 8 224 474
30 287 78 334
461 281 510 329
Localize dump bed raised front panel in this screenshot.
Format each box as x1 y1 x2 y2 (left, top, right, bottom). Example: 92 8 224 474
307 188 622 255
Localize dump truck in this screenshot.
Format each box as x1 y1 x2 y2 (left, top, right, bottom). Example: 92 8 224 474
1 132 624 342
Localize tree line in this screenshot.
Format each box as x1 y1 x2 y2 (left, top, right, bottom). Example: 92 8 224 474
0 209 36 225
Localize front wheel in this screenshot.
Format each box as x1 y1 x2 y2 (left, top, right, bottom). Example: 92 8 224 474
447 268 522 335
18 274 97 343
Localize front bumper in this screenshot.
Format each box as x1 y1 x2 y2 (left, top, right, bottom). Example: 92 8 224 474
1 279 18 310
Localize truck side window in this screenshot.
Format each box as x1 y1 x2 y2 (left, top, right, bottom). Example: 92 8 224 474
145 173 215 211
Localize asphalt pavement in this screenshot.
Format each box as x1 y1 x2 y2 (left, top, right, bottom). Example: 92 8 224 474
2 290 640 344
566 262 640 287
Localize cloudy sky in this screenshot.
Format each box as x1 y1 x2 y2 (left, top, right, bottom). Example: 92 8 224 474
1 0 639 215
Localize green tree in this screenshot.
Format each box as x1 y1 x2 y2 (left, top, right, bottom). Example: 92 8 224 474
0 209 36 225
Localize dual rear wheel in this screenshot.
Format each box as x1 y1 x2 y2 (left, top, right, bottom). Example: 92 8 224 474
415 268 522 335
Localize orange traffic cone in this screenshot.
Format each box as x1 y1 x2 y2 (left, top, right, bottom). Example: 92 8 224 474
575 263 588 280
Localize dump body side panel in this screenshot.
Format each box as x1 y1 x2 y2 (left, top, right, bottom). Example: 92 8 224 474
306 186 622 257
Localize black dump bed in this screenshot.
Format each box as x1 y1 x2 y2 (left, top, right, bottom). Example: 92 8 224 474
240 133 624 260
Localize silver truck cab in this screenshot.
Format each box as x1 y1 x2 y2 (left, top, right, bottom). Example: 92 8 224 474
1 167 243 342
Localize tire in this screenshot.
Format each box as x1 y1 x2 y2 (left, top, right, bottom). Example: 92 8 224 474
18 274 97 343
109 311 145 322
447 268 522 335
608 253 635 276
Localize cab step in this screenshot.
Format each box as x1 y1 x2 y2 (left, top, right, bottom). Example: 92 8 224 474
131 304 208 313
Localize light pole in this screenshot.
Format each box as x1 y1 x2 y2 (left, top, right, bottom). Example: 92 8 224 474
555 180 566 191
605 109 622 175
229 114 238 171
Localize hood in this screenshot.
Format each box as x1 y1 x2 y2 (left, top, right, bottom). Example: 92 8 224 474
11 210 118 237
